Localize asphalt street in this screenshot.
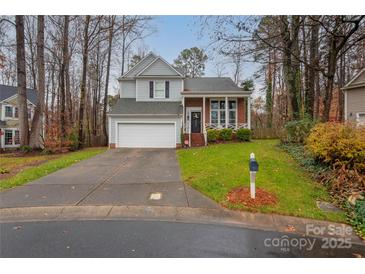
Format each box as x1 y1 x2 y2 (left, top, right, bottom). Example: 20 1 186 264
1 220 364 258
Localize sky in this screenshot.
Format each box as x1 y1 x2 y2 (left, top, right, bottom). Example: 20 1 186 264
140 16 259 82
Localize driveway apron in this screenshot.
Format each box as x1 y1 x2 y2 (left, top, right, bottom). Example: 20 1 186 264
0 149 219 209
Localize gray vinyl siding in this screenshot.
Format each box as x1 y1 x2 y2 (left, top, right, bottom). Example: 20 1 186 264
139 59 180 76
109 115 182 145
119 80 136 98
136 79 183 102
123 54 157 77
346 87 365 121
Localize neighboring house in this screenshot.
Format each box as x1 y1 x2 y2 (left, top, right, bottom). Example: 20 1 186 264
342 68 365 125
108 52 252 148
0 84 37 149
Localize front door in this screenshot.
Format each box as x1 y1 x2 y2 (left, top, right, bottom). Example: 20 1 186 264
191 111 201 133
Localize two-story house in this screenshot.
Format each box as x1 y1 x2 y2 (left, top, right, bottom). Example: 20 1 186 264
108 52 252 148
0 84 36 149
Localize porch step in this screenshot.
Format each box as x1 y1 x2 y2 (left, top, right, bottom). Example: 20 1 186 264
191 133 205 147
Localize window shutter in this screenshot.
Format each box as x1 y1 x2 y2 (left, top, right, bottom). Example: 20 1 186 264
165 81 170 98
149 81 154 98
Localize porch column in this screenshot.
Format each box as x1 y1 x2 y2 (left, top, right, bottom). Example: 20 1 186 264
182 96 185 132
225 96 228 128
202 96 206 129
247 96 251 129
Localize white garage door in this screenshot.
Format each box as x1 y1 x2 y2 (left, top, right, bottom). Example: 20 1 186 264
117 123 175 148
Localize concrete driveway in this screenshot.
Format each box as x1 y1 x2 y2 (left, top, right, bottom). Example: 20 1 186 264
0 149 219 209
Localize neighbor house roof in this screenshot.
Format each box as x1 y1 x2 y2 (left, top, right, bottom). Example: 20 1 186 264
342 68 365 90
0 84 38 105
182 77 251 94
109 98 182 115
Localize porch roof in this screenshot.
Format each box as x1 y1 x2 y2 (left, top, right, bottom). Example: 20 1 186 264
109 98 182 115
182 77 251 96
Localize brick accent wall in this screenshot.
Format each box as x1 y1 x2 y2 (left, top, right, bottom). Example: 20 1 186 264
185 98 203 107
237 98 247 123
184 97 248 126
205 98 210 124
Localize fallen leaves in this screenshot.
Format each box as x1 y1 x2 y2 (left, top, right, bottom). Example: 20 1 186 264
226 187 277 207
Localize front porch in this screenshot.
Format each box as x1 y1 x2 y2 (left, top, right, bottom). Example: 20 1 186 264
182 95 251 147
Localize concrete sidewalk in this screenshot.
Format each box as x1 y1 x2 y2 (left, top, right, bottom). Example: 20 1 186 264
1 205 364 245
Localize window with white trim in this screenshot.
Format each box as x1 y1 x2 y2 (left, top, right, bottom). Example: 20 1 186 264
5 106 13 118
357 113 365 126
4 129 20 146
210 99 236 126
5 130 13 145
154 81 165 98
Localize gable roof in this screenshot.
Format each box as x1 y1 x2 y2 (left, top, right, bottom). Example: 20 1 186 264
136 56 184 77
119 52 183 80
120 52 157 79
0 84 37 105
182 77 250 94
343 68 365 90
109 98 182 115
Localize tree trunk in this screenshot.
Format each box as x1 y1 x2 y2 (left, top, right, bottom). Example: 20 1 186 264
280 15 301 120
307 17 319 119
29 15 45 148
59 17 68 141
302 19 310 118
323 37 337 121
78 15 90 148
103 16 115 145
16 15 29 146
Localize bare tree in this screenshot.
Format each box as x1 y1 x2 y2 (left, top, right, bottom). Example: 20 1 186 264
16 15 29 146
29 16 45 148
59 15 69 140
102 15 115 144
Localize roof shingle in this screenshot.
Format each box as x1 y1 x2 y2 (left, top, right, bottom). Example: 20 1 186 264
110 98 182 115
183 77 249 94
0 84 38 104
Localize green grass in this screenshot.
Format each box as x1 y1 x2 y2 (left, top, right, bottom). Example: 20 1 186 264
177 140 346 223
0 147 107 190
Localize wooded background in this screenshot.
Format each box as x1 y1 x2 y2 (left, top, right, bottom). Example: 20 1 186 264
0 16 364 149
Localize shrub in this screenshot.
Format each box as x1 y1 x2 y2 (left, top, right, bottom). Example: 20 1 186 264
236 128 252 142
219 128 233 141
207 129 219 142
306 122 365 172
19 145 33 153
282 118 315 144
350 199 365 238
66 131 79 151
0 167 9 174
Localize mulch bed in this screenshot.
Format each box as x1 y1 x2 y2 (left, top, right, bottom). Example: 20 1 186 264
226 186 278 207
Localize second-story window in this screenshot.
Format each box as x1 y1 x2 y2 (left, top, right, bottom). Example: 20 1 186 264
5 106 13 118
154 81 165 98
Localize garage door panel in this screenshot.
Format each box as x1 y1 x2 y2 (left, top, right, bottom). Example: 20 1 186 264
118 123 175 148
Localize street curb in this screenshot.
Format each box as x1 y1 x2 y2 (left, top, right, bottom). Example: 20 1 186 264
1 205 364 245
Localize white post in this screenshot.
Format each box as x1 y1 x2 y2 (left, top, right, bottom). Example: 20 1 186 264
182 96 185 132
202 96 206 129
225 96 228 128
247 96 251 129
250 152 256 199
250 172 256 199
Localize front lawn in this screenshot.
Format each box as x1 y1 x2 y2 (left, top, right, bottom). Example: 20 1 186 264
0 147 107 190
177 140 346 223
